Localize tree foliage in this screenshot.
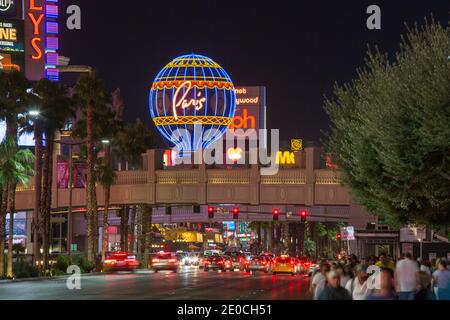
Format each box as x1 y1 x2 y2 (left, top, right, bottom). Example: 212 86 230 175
325 18 450 226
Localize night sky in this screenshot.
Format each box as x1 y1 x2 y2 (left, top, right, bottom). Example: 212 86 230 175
60 0 449 144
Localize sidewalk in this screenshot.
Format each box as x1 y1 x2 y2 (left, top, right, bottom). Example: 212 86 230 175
0 269 151 284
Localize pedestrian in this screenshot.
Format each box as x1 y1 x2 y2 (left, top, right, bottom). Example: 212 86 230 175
415 271 435 300
376 254 395 271
419 259 432 276
367 268 398 300
310 263 330 300
395 252 419 300
335 264 351 288
345 264 372 300
432 259 450 300
318 270 352 300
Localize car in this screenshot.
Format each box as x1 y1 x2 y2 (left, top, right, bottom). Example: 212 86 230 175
296 256 313 274
198 255 207 269
150 252 179 273
185 252 200 266
223 251 246 270
246 256 271 273
272 256 297 276
103 252 139 272
221 255 235 271
203 255 230 272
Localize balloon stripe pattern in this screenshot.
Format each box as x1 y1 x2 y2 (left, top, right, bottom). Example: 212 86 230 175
149 54 236 151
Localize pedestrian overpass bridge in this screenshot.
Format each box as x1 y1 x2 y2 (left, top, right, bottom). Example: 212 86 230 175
14 148 364 223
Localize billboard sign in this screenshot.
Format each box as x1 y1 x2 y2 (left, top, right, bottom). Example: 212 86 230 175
0 18 24 73
229 86 266 131
340 226 355 241
0 0 20 18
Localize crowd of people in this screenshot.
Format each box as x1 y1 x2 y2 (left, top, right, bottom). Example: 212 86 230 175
309 253 450 300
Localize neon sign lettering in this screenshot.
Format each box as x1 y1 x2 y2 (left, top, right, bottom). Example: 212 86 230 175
172 81 206 120
0 24 16 41
27 0 44 61
230 108 256 129
276 151 296 165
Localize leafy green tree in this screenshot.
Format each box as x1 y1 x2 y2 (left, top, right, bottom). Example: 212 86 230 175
325 18 450 227
0 137 35 278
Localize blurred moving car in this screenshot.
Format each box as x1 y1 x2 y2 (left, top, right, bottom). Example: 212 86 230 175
296 256 313 274
204 255 232 272
272 256 297 276
223 251 246 270
103 252 139 272
151 252 179 273
186 252 200 266
246 256 271 273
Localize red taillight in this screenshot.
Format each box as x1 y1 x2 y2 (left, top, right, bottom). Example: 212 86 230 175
169 258 176 263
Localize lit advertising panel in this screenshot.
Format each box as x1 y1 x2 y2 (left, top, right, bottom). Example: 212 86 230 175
230 86 266 131
0 0 21 18
0 18 25 73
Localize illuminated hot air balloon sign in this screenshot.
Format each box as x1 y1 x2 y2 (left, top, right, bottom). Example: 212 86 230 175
149 54 236 151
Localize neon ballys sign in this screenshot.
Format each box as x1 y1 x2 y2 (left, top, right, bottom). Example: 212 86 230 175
27 0 44 61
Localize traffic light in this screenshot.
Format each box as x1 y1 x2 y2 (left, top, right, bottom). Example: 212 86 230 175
165 206 172 215
336 233 342 240
232 207 239 220
272 208 280 221
299 209 308 222
208 206 215 219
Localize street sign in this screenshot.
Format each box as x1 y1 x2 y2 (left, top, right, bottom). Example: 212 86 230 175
340 226 355 241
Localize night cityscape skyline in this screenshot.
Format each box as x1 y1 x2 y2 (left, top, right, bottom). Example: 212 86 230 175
60 0 449 143
1 0 449 308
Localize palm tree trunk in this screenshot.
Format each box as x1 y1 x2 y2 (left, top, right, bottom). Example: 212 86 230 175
40 134 53 272
101 186 110 262
86 101 96 263
136 207 143 261
120 206 129 252
142 205 152 268
7 182 16 278
101 144 111 262
32 127 42 266
0 187 8 278
129 205 136 253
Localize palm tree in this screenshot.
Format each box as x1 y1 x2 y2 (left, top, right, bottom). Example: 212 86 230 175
74 74 109 263
32 79 75 271
96 144 116 262
0 71 32 277
115 119 154 256
0 137 35 278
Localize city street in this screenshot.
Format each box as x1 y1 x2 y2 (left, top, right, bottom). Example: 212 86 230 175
0 267 311 300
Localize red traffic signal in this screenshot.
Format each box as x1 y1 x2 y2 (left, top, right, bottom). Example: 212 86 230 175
299 209 308 222
273 208 280 221
336 233 342 240
208 206 215 219
232 207 239 220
